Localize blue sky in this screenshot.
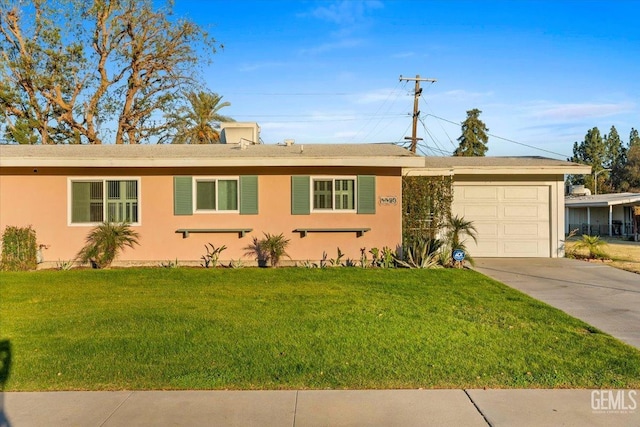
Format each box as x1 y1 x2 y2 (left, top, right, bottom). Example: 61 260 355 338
174 0 639 159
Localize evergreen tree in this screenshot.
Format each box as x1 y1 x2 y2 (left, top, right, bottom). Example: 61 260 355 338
453 109 489 157
569 127 606 191
622 128 640 192
604 126 625 192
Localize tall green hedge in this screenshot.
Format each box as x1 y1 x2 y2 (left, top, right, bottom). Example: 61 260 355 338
1 226 38 271
402 176 453 245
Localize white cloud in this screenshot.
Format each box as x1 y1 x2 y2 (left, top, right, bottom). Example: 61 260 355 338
525 102 636 121
299 38 364 55
307 0 384 26
238 61 287 72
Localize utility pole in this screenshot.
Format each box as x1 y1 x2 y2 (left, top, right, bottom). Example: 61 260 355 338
399 74 437 153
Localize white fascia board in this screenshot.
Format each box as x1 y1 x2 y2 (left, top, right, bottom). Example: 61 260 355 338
1 156 425 168
403 165 591 176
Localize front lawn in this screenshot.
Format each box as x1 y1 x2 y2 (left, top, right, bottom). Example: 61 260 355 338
1 268 639 390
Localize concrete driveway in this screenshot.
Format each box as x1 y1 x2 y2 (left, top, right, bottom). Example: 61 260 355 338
474 258 640 349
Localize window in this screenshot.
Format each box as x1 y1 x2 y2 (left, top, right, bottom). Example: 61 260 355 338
292 175 375 215
312 178 355 211
174 176 258 216
70 179 139 224
194 178 239 212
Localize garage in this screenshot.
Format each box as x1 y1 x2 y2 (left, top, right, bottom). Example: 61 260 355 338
452 184 550 257
404 156 592 258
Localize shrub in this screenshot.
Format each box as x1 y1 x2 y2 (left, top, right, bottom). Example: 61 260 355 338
76 222 140 269
573 235 609 260
244 233 290 267
260 233 291 267
1 225 38 271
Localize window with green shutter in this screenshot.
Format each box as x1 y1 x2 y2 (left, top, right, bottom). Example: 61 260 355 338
298 175 376 214
310 177 357 212
192 177 239 212
176 176 255 214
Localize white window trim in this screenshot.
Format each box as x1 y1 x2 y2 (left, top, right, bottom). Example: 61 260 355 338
310 176 357 213
67 177 142 226
193 176 240 214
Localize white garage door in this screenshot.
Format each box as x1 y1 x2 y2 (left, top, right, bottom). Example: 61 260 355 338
452 185 550 257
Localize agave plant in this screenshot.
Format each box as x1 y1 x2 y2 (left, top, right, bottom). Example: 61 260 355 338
76 222 140 269
397 237 442 269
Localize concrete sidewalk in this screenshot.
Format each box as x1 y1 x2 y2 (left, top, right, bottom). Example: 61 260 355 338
1 389 638 426
474 258 640 349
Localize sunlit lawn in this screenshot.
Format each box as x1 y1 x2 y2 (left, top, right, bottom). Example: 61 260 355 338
566 238 640 274
1 268 639 391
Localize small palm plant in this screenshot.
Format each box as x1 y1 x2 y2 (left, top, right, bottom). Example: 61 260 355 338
573 235 609 259
260 233 291 267
244 233 291 267
76 222 140 269
446 215 478 266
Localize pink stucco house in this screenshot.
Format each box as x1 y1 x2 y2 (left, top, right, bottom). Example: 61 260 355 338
0 142 422 266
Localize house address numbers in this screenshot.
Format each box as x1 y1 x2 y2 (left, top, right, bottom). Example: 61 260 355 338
379 196 398 206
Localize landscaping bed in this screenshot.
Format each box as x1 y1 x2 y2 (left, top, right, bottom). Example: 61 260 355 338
1 268 639 390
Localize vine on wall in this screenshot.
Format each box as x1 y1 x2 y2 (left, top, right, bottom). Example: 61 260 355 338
402 175 453 244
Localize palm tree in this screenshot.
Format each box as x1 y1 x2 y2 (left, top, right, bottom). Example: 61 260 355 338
76 222 140 268
168 91 234 144
447 215 478 251
446 215 478 267
573 235 609 259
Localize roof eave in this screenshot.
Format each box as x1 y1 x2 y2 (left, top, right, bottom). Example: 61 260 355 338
1 156 425 168
403 165 592 176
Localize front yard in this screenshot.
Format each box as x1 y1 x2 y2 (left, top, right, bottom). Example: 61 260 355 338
566 237 640 274
1 268 639 391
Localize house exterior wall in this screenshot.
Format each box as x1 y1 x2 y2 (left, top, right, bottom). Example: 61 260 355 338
451 174 566 258
0 166 402 266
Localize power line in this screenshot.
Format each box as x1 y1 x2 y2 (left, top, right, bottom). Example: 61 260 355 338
423 113 572 159
354 80 406 143
420 98 457 150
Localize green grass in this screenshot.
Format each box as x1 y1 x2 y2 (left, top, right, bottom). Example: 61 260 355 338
1 268 639 391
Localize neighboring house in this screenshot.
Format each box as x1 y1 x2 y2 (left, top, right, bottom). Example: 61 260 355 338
405 156 590 257
0 142 422 266
0 142 590 266
565 193 640 238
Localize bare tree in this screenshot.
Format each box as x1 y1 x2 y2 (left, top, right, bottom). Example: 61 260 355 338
0 0 218 144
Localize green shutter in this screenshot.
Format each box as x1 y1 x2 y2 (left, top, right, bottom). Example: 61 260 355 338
357 175 376 214
291 176 310 215
71 181 91 223
240 176 258 215
174 176 193 215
